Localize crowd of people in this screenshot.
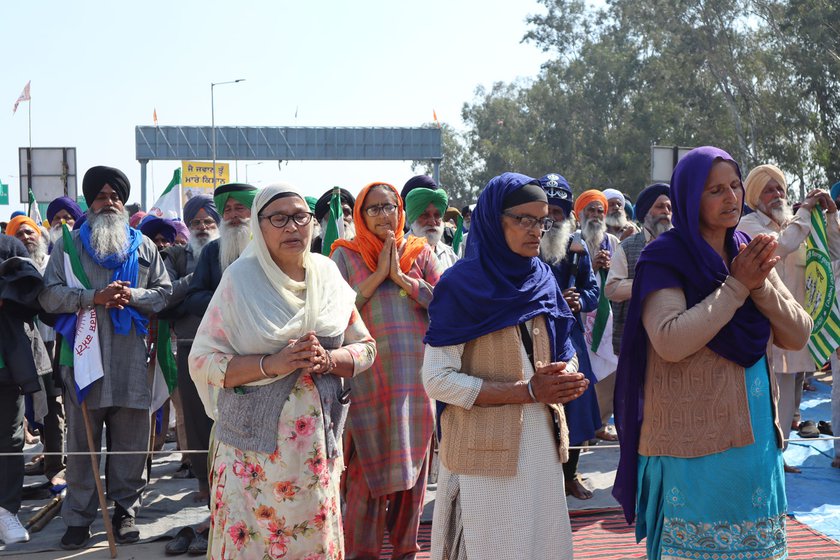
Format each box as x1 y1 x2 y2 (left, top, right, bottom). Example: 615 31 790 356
0 146 838 559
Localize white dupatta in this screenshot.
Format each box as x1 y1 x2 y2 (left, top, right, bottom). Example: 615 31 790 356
189 183 357 419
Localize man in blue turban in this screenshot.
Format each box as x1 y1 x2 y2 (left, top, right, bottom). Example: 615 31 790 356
47 196 85 242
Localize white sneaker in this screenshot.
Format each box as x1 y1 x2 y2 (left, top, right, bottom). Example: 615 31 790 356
0 506 29 544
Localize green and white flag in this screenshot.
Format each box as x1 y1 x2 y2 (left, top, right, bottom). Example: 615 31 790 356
148 168 182 220
804 208 840 364
28 188 42 225
321 186 344 256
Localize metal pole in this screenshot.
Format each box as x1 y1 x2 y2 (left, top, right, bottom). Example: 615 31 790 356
432 159 441 186
211 84 216 190
210 79 245 191
140 160 148 210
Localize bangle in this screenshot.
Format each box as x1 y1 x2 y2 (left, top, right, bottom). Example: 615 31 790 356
324 350 335 374
527 379 538 403
259 354 271 378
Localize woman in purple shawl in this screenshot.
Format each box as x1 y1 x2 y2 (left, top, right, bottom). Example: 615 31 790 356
613 147 812 559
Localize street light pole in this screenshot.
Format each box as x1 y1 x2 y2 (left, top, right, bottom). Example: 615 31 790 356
211 79 245 190
245 161 263 184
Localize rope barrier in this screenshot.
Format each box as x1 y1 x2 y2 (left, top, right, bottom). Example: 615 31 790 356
2 435 837 457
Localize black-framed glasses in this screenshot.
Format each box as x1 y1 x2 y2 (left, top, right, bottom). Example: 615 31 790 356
258 211 314 228
189 218 217 229
502 211 555 232
363 203 398 217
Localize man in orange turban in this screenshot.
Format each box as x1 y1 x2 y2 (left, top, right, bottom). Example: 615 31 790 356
6 216 47 270
574 189 621 442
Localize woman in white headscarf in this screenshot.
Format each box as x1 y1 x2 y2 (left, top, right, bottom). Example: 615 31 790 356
190 183 376 559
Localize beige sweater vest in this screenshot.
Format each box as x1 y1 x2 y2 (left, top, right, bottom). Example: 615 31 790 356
439 315 569 476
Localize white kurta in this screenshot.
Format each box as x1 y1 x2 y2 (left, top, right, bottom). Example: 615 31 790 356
422 332 574 560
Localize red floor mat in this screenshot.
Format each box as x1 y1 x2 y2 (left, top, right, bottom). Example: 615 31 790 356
379 508 840 559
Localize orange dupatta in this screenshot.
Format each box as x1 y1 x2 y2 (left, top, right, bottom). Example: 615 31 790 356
330 182 427 273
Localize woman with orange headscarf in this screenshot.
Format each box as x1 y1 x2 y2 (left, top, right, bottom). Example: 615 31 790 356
331 182 443 559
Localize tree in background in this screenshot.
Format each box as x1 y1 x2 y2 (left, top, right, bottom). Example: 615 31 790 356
411 123 482 208
458 0 840 201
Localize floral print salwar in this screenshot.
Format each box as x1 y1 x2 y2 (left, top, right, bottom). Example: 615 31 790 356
209 371 344 560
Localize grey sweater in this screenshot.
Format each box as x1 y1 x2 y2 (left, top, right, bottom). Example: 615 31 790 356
214 334 349 458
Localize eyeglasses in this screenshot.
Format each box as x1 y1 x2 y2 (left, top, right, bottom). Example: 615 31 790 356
259 211 314 228
189 218 217 229
502 211 555 232
363 203 398 217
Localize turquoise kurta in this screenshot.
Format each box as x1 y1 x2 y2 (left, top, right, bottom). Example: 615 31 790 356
636 357 787 560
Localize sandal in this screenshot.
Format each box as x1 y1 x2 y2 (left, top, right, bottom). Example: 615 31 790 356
818 421 833 436
165 526 196 556
188 527 209 556
797 420 820 438
595 425 618 442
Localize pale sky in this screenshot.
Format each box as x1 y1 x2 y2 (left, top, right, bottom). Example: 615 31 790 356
1 0 551 220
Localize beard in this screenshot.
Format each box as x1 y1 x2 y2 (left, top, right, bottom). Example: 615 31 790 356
581 216 607 256
188 227 220 260
219 218 251 272
319 218 356 241
644 213 673 239
24 236 49 269
50 224 64 243
540 218 573 265
410 221 444 246
87 209 130 261
762 199 793 225
605 209 627 230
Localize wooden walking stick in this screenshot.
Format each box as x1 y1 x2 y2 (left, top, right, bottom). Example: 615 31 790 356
81 401 118 558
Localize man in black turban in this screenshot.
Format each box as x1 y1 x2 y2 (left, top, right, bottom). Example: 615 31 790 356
82 166 130 207
311 187 356 254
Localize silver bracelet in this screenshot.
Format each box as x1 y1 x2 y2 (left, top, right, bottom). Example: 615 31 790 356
527 379 538 402
259 354 271 378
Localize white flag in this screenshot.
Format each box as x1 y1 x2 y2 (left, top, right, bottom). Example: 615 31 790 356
148 168 182 220
13 81 30 115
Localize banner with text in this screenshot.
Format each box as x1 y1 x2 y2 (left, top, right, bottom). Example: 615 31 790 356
181 161 229 205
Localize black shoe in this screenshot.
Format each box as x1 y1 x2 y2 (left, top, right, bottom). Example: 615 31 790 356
60 526 91 550
112 506 140 544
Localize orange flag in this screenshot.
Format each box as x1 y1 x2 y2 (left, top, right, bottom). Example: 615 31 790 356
433 109 441 128
153 108 158 126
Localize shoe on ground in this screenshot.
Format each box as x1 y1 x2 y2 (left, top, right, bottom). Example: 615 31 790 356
165 526 195 555
113 505 140 544
60 525 90 550
188 527 209 556
0 507 29 544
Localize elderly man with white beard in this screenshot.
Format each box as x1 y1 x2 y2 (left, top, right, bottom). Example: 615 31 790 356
605 183 672 359
573 189 621 442
39 166 171 550
184 183 258 319
538 173 602 500
155 194 221 555
311 187 356 255
46 197 85 244
602 188 639 241
405 186 459 269
738 164 840 473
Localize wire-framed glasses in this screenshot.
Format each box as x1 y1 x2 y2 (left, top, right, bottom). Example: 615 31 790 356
502 211 555 232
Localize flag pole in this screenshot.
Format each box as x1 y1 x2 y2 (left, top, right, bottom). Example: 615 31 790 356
80 401 118 558
28 97 32 149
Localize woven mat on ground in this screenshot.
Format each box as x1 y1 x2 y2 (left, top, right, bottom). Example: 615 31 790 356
380 508 840 559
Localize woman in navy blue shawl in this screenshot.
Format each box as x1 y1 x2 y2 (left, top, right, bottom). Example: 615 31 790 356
424 172 587 559
613 147 810 560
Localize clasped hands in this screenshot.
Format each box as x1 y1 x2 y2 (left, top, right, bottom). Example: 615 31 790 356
374 231 413 289
730 233 780 291
260 331 333 378
94 281 131 309
529 361 589 405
